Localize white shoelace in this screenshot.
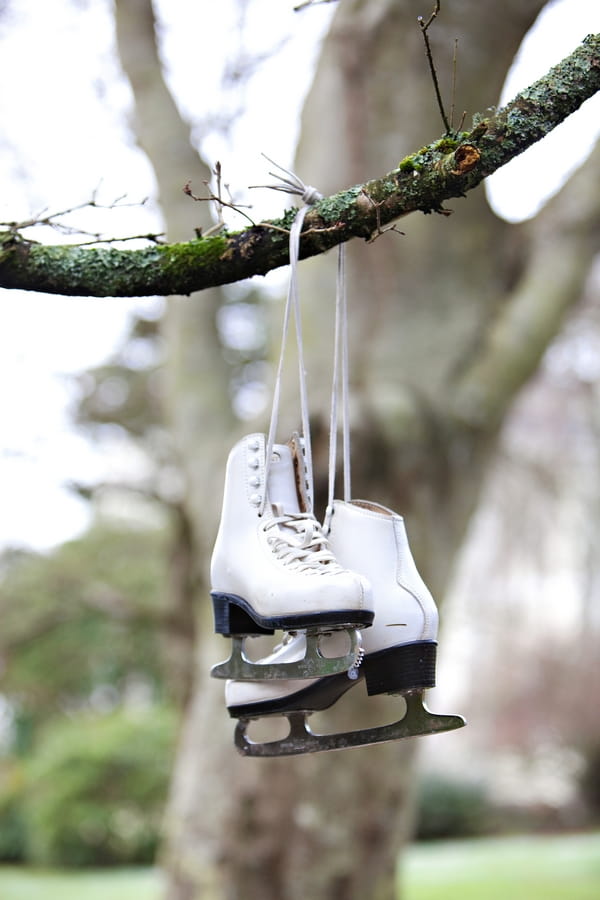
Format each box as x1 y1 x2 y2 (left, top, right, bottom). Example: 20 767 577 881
256 157 323 517
253 159 349 581
262 510 344 575
324 242 352 533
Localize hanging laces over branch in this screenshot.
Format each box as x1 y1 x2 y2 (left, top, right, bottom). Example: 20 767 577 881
324 242 352 533
254 157 322 516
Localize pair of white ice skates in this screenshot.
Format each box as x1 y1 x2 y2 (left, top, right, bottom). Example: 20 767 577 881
210 432 465 756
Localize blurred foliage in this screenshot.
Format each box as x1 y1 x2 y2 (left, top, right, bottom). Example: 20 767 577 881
414 775 496 841
75 314 164 439
76 363 164 441
0 756 27 862
0 524 170 738
72 312 176 501
0 309 185 867
21 706 176 866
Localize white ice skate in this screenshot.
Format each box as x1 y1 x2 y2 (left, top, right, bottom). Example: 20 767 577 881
227 499 465 755
210 436 373 680
225 242 464 754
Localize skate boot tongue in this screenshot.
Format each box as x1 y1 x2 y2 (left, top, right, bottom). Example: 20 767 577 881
268 445 301 516
267 446 328 559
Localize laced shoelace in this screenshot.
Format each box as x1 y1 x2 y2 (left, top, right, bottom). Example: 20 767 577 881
262 511 344 575
251 157 340 573
254 157 322 519
324 242 352 534
322 244 367 680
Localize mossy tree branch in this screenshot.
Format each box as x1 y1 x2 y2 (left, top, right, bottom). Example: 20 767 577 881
1 34 598 298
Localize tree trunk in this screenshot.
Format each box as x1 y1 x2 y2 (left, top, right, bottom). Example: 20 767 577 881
114 1 600 899
113 0 238 881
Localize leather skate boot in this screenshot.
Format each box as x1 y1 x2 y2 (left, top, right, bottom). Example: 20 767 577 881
226 499 465 755
210 436 373 681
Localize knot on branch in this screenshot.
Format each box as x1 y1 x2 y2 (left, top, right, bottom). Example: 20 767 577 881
435 143 481 177
451 144 480 175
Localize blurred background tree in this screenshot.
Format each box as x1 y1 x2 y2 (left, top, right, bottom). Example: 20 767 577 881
110 2 600 898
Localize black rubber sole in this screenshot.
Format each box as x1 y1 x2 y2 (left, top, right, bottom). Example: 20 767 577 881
211 591 374 637
227 640 438 718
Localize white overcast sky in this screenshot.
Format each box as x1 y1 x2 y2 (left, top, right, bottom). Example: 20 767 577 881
0 0 598 551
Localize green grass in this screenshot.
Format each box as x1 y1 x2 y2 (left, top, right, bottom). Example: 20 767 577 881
402 831 600 900
0 865 162 900
0 832 598 899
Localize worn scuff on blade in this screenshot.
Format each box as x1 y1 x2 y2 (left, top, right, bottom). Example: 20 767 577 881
211 628 363 680
234 691 466 756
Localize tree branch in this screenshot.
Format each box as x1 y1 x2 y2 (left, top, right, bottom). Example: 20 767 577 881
1 34 598 298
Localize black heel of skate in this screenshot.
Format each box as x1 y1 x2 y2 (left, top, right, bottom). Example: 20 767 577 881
363 641 437 696
211 592 275 636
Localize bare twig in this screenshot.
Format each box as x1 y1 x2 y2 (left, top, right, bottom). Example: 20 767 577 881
294 0 338 11
418 2 451 134
183 161 255 233
252 222 291 236
450 38 458 131
254 221 345 241
74 232 166 247
0 195 162 246
418 0 440 31
360 189 406 242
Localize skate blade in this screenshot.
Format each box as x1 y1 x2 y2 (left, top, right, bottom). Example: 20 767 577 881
211 629 363 680
234 692 466 756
